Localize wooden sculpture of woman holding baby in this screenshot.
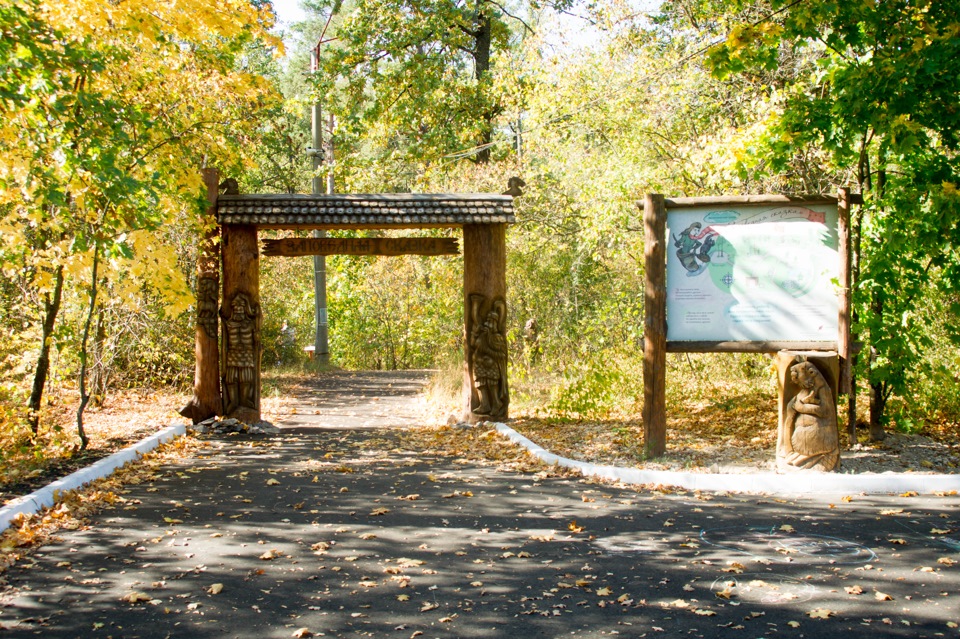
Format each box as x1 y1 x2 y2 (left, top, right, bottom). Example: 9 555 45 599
777 359 840 472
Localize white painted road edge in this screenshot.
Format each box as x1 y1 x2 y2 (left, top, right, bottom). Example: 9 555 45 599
494 423 960 496
0 424 187 534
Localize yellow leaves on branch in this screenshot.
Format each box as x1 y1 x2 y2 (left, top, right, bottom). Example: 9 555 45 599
40 0 280 52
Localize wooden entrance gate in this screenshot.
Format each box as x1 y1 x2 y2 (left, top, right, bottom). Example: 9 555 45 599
181 169 515 426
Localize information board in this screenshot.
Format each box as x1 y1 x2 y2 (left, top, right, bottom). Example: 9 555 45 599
666 203 839 342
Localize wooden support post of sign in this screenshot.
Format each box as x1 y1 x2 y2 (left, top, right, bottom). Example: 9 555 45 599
221 223 262 424
837 187 854 445
180 168 222 423
462 223 508 423
643 194 667 457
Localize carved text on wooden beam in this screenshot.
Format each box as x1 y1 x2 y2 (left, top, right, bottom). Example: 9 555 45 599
261 237 459 257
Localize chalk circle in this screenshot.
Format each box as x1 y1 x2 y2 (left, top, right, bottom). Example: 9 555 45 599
710 573 817 605
593 535 672 555
700 526 876 565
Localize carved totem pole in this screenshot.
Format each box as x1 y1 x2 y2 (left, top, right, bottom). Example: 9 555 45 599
463 223 509 421
180 168 222 423
220 179 262 424
469 294 508 416
222 292 260 417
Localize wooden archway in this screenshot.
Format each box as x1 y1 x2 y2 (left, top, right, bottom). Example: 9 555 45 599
181 169 514 426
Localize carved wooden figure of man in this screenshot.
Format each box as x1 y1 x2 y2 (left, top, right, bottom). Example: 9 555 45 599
222 292 259 416
777 359 840 472
469 295 508 417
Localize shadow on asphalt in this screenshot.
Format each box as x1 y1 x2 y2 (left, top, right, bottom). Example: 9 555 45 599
1 427 958 638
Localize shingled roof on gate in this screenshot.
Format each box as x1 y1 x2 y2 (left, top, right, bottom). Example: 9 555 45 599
216 194 515 228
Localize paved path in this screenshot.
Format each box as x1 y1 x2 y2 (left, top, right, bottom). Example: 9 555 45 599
1 373 959 638
274 370 434 430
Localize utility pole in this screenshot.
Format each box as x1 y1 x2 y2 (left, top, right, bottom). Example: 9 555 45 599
310 48 330 364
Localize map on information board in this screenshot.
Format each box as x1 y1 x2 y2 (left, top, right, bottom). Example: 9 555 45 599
666 203 839 342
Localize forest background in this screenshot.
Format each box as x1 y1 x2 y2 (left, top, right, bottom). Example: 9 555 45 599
2 0 959 485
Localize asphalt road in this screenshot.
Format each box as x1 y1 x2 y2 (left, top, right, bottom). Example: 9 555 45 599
1 374 958 638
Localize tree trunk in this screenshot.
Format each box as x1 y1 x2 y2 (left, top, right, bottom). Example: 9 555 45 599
27 264 64 434
76 244 101 450
90 307 107 408
868 296 887 441
867 166 887 441
472 11 494 164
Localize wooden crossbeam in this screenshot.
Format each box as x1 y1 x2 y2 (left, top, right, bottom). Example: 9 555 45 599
261 237 459 257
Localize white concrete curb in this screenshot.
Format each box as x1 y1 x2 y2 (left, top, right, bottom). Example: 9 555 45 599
494 423 960 496
0 424 187 534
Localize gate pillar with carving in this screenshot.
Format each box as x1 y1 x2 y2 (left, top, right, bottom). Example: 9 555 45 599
221 223 262 424
463 223 509 422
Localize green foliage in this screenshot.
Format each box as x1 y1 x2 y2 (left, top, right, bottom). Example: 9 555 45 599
697 0 960 426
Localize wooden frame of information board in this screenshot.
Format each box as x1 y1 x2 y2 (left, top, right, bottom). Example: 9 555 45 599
640 191 859 457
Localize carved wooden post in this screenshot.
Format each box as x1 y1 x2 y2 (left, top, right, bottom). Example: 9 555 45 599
837 187 854 445
463 223 508 422
221 222 261 424
643 194 667 457
180 169 222 423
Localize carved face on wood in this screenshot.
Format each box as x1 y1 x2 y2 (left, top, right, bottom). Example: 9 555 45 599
790 361 821 390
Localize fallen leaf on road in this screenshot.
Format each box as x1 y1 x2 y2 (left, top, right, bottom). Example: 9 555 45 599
207 583 223 595
259 549 281 560
844 585 863 595
807 608 835 619
787 621 800 628
266 479 280 486
874 591 893 601
596 587 611 596
292 628 312 638
121 592 153 604
370 507 390 516
938 557 956 566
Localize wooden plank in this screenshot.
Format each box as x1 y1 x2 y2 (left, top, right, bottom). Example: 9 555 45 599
643 194 667 457
262 236 460 257
462 224 509 422
667 341 838 353
180 168 222 423
638 194 839 209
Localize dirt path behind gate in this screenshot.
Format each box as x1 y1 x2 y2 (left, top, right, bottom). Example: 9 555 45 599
269 370 435 431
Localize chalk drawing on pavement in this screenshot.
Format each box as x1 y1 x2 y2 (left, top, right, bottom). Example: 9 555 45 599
699 525 876 565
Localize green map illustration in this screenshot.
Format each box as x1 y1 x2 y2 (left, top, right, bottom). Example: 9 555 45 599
666 204 840 342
